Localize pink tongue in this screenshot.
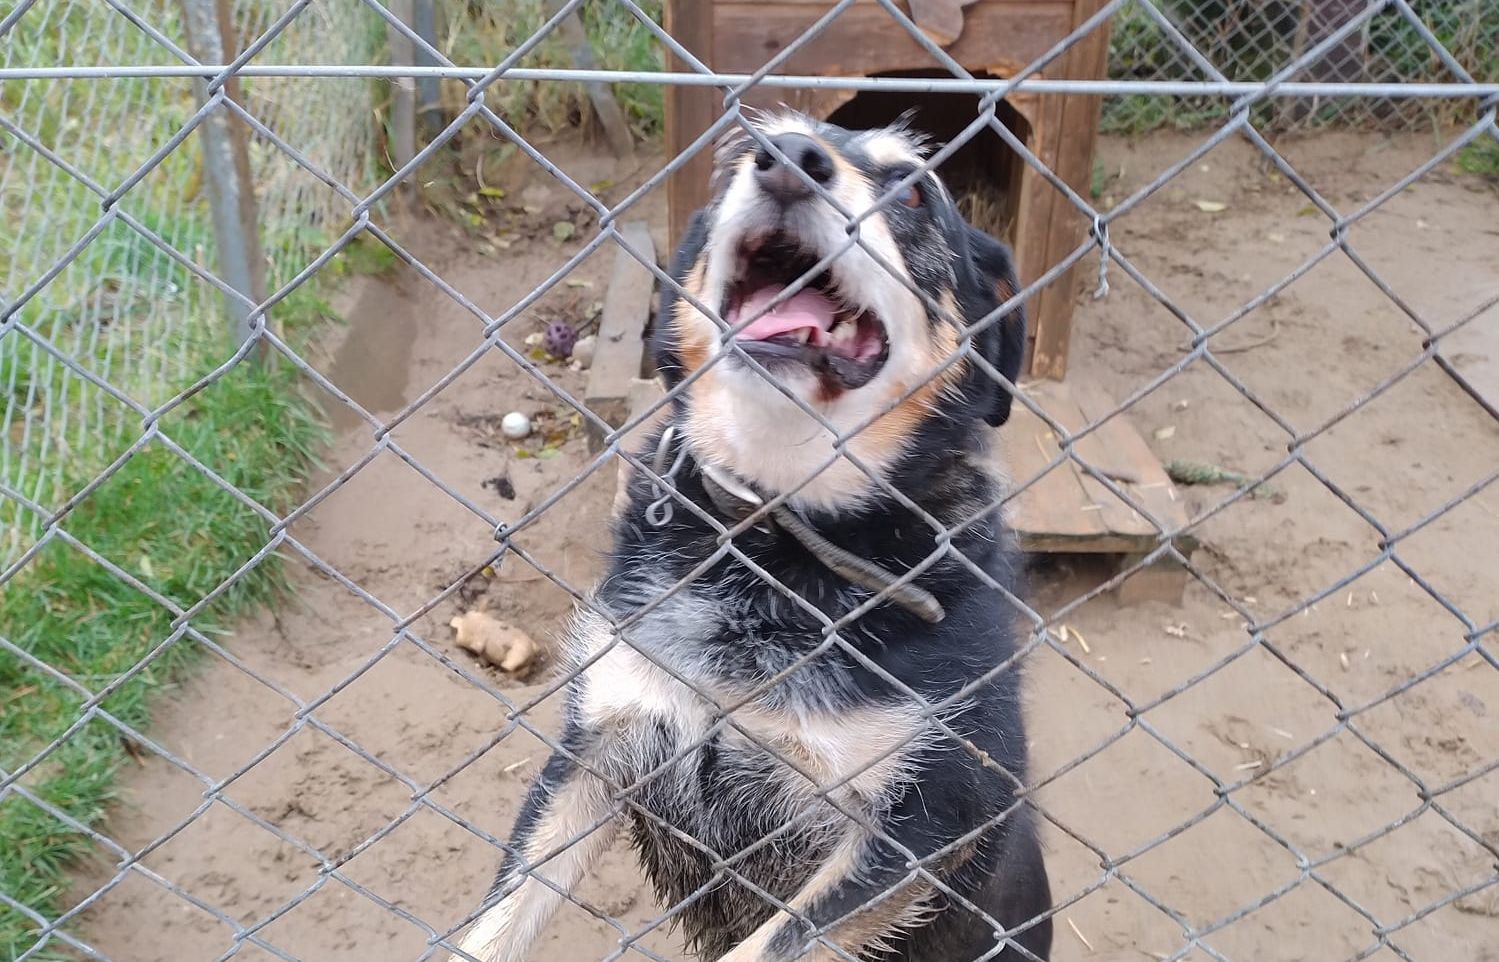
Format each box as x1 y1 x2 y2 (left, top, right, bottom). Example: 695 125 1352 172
731 285 838 342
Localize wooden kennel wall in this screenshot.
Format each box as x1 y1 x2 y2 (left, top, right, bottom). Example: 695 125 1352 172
663 0 1113 380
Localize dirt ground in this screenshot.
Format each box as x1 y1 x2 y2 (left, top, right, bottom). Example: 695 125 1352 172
66 131 1498 962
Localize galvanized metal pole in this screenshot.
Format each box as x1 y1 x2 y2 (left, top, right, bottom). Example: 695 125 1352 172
386 0 417 173
412 0 443 138
180 0 268 350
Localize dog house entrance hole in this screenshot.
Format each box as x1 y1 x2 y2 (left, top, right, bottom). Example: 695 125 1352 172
825 74 1030 245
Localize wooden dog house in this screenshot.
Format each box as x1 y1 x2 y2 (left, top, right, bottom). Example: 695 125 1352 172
659 0 1195 598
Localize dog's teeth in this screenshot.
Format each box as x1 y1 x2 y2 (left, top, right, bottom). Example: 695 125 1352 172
796 328 811 344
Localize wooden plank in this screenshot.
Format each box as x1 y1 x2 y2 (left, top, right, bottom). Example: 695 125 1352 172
908 0 970 45
546 0 635 159
998 381 1109 545
1070 379 1195 551
1003 91 1057 375
998 378 1196 556
711 4 1070 77
1029 0 1113 380
664 0 716 245
585 222 657 452
1035 380 1157 541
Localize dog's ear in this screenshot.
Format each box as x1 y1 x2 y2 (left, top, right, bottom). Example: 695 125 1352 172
961 225 1026 427
649 208 712 389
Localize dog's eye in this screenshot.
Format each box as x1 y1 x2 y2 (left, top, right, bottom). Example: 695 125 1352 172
885 172 923 209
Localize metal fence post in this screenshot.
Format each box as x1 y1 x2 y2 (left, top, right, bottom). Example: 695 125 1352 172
386 0 417 174
180 0 269 349
413 0 444 139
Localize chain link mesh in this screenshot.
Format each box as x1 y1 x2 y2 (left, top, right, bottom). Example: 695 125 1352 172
1105 0 1499 131
0 0 383 566
2 1 1497 961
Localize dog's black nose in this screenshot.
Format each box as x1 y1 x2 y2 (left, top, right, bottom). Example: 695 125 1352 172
753 133 834 203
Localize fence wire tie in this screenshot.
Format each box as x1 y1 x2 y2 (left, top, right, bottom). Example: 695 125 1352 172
1092 216 1111 300
645 425 689 527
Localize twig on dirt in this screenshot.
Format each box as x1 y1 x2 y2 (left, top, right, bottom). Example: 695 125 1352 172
1178 318 1280 355
1166 459 1283 501
1097 465 1143 484
1066 917 1095 952
502 756 533 774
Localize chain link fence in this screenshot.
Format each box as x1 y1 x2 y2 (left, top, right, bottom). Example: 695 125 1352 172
1104 0 1499 130
0 0 385 566
2 1 1498 961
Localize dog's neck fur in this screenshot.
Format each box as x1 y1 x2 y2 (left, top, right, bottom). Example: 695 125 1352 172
621 410 1007 624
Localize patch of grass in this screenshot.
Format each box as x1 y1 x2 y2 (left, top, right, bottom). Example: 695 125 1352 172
442 0 664 139
0 286 335 959
1457 136 1499 179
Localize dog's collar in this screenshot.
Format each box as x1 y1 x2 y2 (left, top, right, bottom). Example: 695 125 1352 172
646 427 946 624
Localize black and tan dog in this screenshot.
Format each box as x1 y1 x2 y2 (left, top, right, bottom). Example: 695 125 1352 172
448 112 1050 962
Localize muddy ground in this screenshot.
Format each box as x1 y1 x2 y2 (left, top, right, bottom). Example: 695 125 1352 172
67 131 1499 962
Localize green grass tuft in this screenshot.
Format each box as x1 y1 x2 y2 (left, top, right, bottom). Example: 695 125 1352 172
442 0 665 139
0 307 330 960
1457 136 1499 179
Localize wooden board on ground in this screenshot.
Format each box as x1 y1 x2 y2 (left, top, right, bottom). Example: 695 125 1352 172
998 379 1193 560
585 221 656 452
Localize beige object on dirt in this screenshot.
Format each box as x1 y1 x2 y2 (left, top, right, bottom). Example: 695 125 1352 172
449 611 538 674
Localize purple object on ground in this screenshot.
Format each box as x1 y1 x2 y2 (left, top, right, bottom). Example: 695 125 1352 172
543 321 578 358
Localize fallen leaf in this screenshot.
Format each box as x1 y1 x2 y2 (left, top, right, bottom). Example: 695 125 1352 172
1296 203 1319 217
537 446 561 460
1193 200 1228 213
478 186 506 198
565 278 593 288
1153 425 1177 440
552 221 577 242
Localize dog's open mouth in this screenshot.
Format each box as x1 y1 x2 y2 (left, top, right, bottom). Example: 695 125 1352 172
723 235 889 390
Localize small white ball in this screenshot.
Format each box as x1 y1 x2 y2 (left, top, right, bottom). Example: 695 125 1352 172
501 411 532 440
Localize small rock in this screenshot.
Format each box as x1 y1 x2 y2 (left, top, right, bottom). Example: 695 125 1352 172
449 611 538 674
520 183 554 209
572 334 596 369
501 411 532 440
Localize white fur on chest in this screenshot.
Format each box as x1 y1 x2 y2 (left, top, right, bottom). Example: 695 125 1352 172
570 607 930 804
